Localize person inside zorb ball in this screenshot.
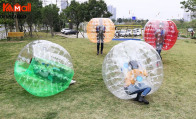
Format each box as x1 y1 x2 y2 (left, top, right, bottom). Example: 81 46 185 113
102 40 163 104
154 22 166 59
95 19 106 55
87 18 115 55
124 60 151 104
144 20 178 58
14 40 74 97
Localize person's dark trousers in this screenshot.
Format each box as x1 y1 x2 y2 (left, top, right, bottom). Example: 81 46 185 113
156 49 162 59
97 42 104 54
129 87 151 96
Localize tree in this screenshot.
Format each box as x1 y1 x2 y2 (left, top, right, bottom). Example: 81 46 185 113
189 19 196 28
62 0 85 38
24 0 42 36
123 18 129 23
0 0 15 34
0 0 36 33
9 0 21 32
111 19 116 23
84 0 112 21
61 0 112 38
42 4 59 36
117 18 122 23
181 0 196 18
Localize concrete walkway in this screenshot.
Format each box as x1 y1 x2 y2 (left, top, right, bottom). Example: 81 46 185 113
56 32 87 38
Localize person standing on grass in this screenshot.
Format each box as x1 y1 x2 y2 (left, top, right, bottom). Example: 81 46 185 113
155 23 166 59
191 30 195 37
96 19 106 55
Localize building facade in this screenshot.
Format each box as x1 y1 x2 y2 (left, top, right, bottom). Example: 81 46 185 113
41 0 68 13
183 11 191 22
107 5 117 20
183 6 196 22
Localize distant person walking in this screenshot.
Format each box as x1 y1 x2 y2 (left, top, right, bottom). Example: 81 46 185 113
191 30 195 37
96 19 106 55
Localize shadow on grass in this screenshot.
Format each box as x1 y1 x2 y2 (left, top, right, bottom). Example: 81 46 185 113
44 112 58 119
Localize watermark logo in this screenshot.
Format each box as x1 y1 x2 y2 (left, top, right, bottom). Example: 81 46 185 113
3 3 31 12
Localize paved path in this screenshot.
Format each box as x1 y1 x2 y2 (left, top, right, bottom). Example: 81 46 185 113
56 32 87 38
0 27 5 32
177 37 191 40
0 27 6 40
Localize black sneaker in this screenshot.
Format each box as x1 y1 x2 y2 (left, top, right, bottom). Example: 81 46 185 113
97 51 99 55
133 97 139 101
138 96 149 104
101 51 103 54
133 93 141 101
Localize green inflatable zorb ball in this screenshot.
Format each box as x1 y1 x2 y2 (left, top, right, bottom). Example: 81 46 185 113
14 40 74 97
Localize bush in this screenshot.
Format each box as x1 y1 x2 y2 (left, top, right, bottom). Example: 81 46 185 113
191 36 196 39
181 35 188 38
54 24 60 32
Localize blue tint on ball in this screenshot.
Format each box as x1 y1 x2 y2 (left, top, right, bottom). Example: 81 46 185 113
123 63 129 68
136 76 143 82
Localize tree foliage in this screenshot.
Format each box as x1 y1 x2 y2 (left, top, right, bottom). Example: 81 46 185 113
22 0 43 36
0 0 42 34
0 0 112 38
181 0 196 17
62 0 85 38
0 0 16 33
61 0 112 38
173 19 196 29
117 18 122 23
84 0 112 21
42 4 59 36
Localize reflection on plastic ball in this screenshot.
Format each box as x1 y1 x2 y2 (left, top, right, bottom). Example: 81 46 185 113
14 40 74 97
87 18 115 43
144 20 178 50
102 40 163 99
136 76 143 82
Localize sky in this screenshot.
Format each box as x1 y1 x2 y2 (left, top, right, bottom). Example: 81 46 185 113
66 0 186 20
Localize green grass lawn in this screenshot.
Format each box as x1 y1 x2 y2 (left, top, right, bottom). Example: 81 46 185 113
0 35 196 119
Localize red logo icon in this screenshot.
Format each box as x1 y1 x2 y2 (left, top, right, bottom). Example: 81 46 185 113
3 3 31 12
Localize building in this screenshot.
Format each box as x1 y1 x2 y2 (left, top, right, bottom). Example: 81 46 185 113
190 6 196 21
107 5 117 20
183 6 196 22
41 0 68 13
183 11 191 22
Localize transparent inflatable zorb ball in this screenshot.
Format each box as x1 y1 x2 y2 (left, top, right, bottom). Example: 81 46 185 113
144 20 178 50
14 40 74 97
102 40 163 99
87 18 115 43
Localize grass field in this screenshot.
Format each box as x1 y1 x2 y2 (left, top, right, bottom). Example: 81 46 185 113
0 34 196 119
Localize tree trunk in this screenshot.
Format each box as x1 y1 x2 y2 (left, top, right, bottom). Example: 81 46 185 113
50 26 54 36
13 0 19 32
76 24 79 38
29 25 33 37
19 23 23 32
46 25 48 33
9 24 13 32
69 22 73 29
14 12 19 32
5 24 8 37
